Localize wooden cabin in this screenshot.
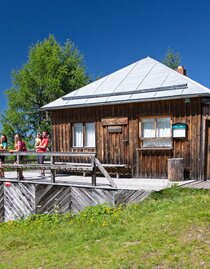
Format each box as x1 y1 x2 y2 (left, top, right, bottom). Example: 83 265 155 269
42 57 210 180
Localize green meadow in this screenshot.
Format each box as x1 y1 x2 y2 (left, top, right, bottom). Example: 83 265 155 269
0 186 209 269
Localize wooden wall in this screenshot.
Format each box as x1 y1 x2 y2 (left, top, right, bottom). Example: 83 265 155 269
200 103 210 180
0 182 151 222
51 98 202 179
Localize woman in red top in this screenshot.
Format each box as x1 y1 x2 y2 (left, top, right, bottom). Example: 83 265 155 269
36 131 49 178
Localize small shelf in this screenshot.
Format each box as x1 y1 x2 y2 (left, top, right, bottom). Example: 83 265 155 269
136 147 173 151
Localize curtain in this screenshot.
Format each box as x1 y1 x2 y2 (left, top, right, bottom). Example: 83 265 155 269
73 123 83 147
142 119 155 138
156 118 171 137
85 123 95 147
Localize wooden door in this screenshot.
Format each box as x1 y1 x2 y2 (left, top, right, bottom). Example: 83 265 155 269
206 120 210 180
102 124 129 164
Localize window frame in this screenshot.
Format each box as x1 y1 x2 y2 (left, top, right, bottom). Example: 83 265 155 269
139 116 172 148
72 122 96 148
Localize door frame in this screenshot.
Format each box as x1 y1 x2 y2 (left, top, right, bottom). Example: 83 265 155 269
204 120 210 180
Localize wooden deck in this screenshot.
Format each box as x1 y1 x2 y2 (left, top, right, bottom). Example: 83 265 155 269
0 170 172 191
0 151 208 222
178 180 210 189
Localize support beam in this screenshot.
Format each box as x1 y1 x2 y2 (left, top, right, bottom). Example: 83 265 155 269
94 158 117 188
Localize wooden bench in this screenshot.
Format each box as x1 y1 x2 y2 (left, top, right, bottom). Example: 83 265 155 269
44 161 128 178
102 164 128 178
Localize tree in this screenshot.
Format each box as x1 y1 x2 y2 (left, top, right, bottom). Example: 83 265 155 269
1 35 90 146
162 48 181 69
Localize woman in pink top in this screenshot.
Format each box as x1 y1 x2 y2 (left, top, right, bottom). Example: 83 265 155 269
10 134 27 180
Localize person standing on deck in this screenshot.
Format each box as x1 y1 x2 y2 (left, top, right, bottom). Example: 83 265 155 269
36 131 49 178
10 134 27 180
35 132 42 149
0 135 8 178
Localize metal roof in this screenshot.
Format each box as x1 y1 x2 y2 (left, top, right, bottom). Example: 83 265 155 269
41 57 210 110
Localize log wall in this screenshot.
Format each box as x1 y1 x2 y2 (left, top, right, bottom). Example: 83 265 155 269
51 98 202 179
201 103 210 180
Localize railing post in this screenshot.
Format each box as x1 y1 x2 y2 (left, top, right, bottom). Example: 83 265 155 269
50 154 55 183
16 153 21 181
91 156 96 186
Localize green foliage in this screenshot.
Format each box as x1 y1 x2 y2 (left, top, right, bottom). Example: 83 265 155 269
162 48 181 69
0 187 209 269
1 35 90 146
73 203 123 227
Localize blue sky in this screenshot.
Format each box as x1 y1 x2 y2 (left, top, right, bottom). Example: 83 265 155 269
1 0 210 115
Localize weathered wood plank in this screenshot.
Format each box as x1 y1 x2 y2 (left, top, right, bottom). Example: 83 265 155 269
4 183 35 221
94 158 117 188
35 184 71 214
0 152 96 157
114 189 151 205
102 117 128 126
71 187 116 214
168 158 184 181
2 164 93 171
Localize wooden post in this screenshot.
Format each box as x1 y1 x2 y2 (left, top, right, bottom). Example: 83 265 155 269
16 155 21 181
136 149 139 177
91 156 96 186
50 155 55 183
168 158 184 181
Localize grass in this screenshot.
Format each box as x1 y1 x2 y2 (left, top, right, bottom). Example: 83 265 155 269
0 186 209 269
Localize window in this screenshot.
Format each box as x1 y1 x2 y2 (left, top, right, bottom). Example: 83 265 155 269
140 117 171 148
73 123 83 147
85 123 96 147
72 122 95 148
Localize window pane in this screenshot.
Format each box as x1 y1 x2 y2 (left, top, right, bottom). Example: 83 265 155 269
142 138 172 148
73 123 83 147
156 118 171 137
85 123 95 147
142 119 155 138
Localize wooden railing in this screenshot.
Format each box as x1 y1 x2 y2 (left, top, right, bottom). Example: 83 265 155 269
0 151 117 188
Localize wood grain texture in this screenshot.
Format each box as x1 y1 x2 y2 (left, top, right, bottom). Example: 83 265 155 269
71 187 116 214
114 189 151 206
102 117 128 126
168 158 184 181
4 183 35 222
35 184 71 214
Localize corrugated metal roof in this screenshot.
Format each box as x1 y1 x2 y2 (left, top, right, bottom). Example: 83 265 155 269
41 57 210 110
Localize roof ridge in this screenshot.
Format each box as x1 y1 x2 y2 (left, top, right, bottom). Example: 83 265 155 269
148 57 210 93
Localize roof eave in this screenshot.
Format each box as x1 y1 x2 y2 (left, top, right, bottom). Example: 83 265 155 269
40 93 210 111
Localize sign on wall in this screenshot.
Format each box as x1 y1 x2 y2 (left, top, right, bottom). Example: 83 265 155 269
108 126 122 133
172 123 187 138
